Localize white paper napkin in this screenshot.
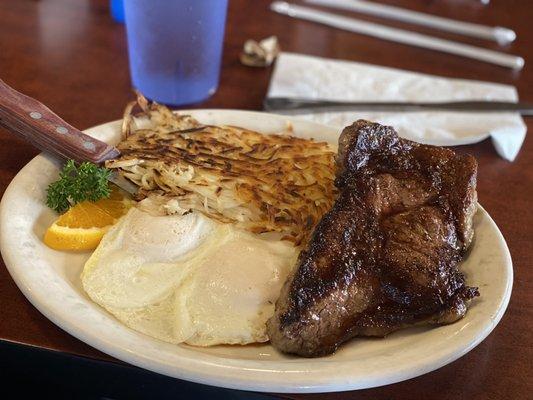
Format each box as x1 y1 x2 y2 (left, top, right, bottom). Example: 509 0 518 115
268 53 526 161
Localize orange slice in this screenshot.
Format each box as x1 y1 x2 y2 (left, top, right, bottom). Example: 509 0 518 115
44 186 134 251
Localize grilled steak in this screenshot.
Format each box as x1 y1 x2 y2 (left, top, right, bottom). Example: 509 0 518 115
267 120 479 357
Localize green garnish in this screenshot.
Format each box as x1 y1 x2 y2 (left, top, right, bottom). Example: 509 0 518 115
46 160 111 213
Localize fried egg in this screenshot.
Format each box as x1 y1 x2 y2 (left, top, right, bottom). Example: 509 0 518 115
81 207 297 346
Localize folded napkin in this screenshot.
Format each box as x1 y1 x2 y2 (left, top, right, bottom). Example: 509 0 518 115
267 53 526 161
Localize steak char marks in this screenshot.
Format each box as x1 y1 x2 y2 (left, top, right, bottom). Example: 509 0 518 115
267 120 479 357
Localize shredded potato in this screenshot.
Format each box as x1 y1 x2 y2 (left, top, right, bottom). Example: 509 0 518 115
106 94 336 245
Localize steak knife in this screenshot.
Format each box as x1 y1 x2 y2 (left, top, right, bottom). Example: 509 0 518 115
0 78 137 194
264 97 533 116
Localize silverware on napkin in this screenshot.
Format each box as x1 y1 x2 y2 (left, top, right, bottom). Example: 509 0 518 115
264 97 533 115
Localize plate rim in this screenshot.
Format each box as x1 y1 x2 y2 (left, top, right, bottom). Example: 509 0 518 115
0 110 513 393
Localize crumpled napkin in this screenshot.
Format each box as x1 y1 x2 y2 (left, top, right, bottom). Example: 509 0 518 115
267 52 527 161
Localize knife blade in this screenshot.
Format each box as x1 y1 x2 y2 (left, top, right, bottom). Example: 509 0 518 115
264 97 533 115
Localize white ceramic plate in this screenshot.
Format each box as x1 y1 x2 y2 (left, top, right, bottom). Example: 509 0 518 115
0 111 513 393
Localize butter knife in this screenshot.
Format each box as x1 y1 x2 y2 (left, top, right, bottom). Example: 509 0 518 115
264 97 533 116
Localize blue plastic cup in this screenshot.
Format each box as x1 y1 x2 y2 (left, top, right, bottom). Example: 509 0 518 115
110 0 125 23
123 0 228 106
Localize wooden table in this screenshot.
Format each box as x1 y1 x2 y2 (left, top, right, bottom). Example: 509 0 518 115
0 0 531 398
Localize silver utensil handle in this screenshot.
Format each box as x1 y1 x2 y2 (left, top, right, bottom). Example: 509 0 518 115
271 2 524 69
264 97 533 115
305 0 515 44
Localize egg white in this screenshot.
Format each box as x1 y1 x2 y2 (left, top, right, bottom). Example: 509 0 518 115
81 207 297 346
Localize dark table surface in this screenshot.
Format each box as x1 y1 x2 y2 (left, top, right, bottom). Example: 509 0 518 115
0 0 532 398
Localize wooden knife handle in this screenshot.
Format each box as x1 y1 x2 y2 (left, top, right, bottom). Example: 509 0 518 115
0 78 120 164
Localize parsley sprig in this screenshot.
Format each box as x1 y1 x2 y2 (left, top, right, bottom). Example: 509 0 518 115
46 160 111 213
